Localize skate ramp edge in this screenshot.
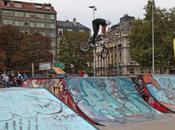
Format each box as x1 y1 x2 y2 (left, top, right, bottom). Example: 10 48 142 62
136 74 175 113
66 77 164 126
21 77 101 125
0 88 98 130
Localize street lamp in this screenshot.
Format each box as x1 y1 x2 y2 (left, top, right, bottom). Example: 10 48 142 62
89 6 97 19
152 0 155 74
89 5 97 77
52 22 56 65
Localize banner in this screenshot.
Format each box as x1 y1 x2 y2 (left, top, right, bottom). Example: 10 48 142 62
39 62 51 70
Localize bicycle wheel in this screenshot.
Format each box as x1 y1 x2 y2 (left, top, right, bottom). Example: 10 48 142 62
80 41 90 51
101 46 108 59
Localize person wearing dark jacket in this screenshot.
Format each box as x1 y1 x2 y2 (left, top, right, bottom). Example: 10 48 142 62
90 18 111 47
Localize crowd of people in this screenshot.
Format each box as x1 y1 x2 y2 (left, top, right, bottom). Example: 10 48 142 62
0 71 28 88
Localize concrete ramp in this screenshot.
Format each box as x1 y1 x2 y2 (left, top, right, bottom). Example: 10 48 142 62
0 88 98 130
137 74 175 113
66 77 162 125
22 78 99 125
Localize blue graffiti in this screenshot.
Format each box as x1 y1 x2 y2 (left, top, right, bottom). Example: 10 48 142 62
0 88 97 130
66 77 160 125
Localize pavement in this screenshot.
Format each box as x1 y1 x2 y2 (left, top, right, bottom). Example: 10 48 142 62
97 114 175 130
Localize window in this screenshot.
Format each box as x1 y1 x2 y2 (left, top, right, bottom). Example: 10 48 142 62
46 23 55 28
3 20 13 25
58 31 63 36
45 14 55 20
129 67 135 74
50 24 55 28
50 33 55 37
25 13 30 17
119 52 122 63
35 4 42 9
49 15 55 20
67 29 73 31
36 23 45 28
15 3 22 8
30 22 35 27
36 13 45 19
58 28 63 36
14 12 24 17
30 13 35 18
14 21 24 26
45 6 51 10
3 10 13 16
79 29 84 32
118 44 122 49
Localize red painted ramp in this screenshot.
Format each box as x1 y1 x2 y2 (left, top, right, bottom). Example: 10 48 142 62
136 74 175 113
22 78 100 125
22 77 163 126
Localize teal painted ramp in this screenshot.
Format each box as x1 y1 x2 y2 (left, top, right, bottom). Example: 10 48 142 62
66 77 162 125
147 75 175 112
0 88 98 130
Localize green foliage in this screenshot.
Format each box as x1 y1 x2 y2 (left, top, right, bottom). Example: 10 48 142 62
12 33 53 70
129 0 175 72
58 31 93 74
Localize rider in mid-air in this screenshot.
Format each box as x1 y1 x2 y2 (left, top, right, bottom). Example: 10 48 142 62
90 18 111 47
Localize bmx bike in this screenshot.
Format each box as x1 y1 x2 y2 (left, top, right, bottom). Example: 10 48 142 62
80 35 109 59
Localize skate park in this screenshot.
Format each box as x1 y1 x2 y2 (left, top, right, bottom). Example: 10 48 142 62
18 75 175 130
1 0 175 129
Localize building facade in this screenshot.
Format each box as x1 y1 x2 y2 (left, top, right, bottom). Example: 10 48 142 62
57 18 91 36
0 0 57 62
96 14 140 76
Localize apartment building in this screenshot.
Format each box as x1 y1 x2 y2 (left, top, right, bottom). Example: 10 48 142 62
57 18 91 36
96 14 140 76
0 0 57 61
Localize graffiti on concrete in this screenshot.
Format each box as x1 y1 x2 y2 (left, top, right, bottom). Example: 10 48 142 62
144 75 175 112
66 77 160 125
22 78 65 97
153 75 175 102
0 88 97 130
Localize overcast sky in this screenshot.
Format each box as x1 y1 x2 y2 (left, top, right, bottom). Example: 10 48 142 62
16 0 174 29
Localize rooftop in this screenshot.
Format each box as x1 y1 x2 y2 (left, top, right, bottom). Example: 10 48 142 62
0 0 56 13
57 20 90 31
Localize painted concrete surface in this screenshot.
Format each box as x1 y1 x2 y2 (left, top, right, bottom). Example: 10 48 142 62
146 75 175 112
0 88 98 130
66 77 162 125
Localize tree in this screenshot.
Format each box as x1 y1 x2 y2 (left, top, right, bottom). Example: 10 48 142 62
58 31 93 74
0 25 53 71
12 33 53 70
0 25 23 70
0 49 6 71
129 0 175 72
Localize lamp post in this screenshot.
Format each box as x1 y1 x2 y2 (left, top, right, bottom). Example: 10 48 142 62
52 23 56 65
89 5 97 20
89 5 97 76
152 0 155 74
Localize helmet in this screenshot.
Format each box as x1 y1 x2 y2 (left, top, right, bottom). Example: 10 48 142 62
105 19 111 25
